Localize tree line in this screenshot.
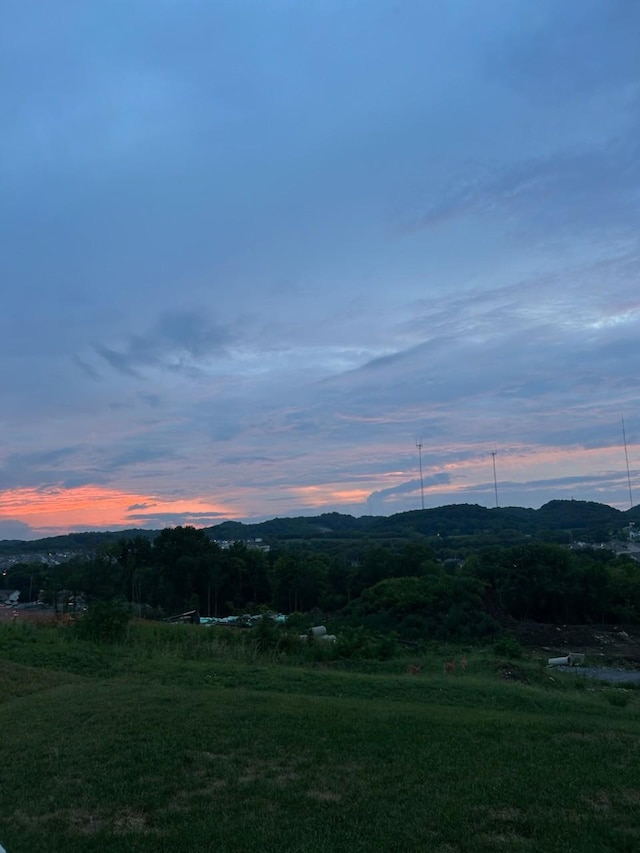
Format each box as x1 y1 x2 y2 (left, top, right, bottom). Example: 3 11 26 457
4 526 640 639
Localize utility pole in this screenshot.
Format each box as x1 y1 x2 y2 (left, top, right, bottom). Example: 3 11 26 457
416 440 425 510
491 450 499 508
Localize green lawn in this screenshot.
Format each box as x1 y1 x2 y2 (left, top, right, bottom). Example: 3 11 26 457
0 623 639 852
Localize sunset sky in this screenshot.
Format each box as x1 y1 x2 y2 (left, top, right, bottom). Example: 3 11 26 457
2 0 639 539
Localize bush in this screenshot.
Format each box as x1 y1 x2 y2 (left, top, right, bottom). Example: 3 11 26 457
371 634 398 660
74 601 130 644
493 635 523 659
332 627 367 658
248 616 281 652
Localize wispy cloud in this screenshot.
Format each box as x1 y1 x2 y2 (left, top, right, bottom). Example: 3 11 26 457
402 134 639 244
94 309 234 377
125 511 227 526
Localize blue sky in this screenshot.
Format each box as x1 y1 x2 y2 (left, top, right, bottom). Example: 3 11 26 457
1 0 639 538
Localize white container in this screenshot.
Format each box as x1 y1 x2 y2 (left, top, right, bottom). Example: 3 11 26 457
548 655 571 666
310 625 327 639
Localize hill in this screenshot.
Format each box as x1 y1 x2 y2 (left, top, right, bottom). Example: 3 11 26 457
0 500 636 555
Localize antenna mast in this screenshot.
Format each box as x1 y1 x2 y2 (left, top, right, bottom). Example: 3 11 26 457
622 416 634 509
416 439 425 510
491 450 499 508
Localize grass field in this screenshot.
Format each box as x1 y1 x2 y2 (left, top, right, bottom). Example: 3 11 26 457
1 621 639 852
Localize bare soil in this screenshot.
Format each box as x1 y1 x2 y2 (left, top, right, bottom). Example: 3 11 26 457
511 621 640 666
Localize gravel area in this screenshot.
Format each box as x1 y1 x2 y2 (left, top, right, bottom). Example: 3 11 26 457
554 665 640 684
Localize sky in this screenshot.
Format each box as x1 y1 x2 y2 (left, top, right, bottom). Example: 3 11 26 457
1 0 639 539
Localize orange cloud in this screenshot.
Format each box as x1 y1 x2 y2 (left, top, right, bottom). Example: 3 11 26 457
292 484 372 507
0 486 233 532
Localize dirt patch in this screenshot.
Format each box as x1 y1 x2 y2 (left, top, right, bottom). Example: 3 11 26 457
512 622 640 663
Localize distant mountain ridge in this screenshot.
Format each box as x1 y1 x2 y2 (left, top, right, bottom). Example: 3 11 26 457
1 500 638 553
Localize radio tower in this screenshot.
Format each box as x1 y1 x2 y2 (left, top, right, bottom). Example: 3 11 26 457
622 416 634 509
491 450 499 508
416 439 425 510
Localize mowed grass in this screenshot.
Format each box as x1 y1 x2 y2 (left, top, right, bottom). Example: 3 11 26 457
0 623 639 852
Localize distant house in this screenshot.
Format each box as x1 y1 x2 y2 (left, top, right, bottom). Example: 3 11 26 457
0 590 20 606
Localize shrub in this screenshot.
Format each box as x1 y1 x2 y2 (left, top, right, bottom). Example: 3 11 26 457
74 601 130 644
371 634 397 660
493 635 523 659
249 616 281 652
333 627 378 659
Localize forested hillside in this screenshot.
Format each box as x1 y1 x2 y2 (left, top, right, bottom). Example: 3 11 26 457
2 499 638 554
3 500 640 641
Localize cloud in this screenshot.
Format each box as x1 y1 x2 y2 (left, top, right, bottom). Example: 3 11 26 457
71 354 102 381
0 519 38 541
393 4 639 251
363 466 640 517
371 472 452 498
219 455 276 466
0 485 236 536
403 134 639 244
1 0 638 532
125 511 227 527
490 0 640 104
103 445 182 472
368 473 453 512
320 246 640 423
0 448 88 491
94 309 234 377
95 346 141 378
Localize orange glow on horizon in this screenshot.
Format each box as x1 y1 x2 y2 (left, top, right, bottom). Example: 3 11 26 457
0 485 234 533
1 440 636 534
